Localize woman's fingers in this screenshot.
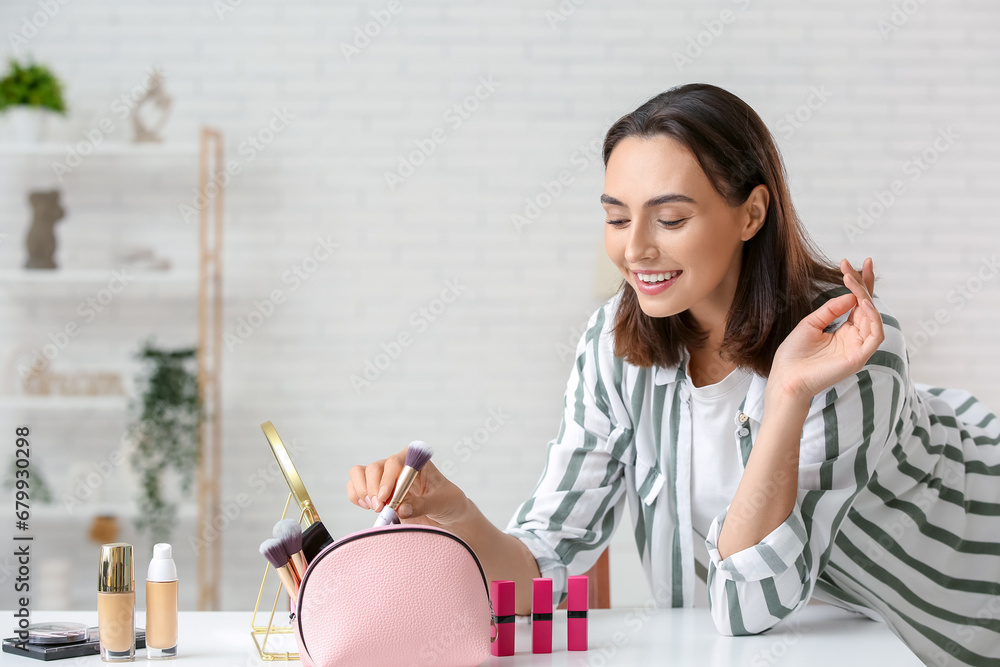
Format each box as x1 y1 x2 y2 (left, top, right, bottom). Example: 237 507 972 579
347 454 466 528
398 460 466 525
375 449 406 511
843 273 873 338
841 257 876 302
845 272 874 311
842 272 885 366
841 259 873 300
840 258 861 285
365 462 386 511
348 450 463 526
346 447 428 514
803 291 857 331
861 300 885 354
348 463 377 509
848 299 885 368
841 258 876 331
347 452 403 512
862 257 875 297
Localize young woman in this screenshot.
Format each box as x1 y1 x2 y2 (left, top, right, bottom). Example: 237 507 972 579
346 83 1000 666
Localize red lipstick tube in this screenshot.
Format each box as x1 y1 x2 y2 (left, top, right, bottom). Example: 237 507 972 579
567 575 589 651
531 578 552 654
490 580 515 657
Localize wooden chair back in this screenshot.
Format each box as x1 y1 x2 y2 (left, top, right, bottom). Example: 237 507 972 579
556 548 610 610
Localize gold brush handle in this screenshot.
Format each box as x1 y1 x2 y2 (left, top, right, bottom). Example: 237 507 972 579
387 465 418 511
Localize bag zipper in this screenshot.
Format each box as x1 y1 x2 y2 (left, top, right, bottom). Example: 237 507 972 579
295 525 497 658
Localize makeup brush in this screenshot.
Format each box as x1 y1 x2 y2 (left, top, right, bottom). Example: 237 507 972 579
273 519 307 582
259 537 299 605
373 441 434 527
298 510 334 565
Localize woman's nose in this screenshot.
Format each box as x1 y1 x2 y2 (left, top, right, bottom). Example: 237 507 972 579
623 220 657 264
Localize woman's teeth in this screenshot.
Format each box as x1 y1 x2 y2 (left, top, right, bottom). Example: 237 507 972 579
637 271 680 283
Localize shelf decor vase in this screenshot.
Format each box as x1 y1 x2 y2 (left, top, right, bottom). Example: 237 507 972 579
2 105 49 142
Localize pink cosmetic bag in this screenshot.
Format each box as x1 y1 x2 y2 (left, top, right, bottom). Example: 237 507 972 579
293 523 495 667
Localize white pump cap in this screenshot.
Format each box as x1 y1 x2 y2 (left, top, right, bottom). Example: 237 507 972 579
146 542 177 582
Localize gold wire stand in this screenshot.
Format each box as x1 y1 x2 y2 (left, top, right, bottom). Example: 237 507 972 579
250 493 304 661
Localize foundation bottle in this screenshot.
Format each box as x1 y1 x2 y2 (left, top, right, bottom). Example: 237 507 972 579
97 542 135 662
145 543 178 659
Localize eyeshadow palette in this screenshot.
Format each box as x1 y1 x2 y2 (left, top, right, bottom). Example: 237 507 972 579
2 625 146 661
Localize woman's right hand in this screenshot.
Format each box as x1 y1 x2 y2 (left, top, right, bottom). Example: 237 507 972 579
346 447 470 529
769 257 884 402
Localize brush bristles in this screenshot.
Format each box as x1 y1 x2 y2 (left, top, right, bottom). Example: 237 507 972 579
404 440 434 471
273 519 303 552
259 537 289 569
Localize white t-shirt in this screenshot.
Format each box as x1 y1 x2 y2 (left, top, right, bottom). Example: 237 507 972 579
687 362 754 606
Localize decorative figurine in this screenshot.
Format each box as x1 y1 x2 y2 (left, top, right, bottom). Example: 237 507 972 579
131 69 173 143
24 189 65 269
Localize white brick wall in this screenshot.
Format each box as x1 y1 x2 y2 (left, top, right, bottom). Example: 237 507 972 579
0 0 997 613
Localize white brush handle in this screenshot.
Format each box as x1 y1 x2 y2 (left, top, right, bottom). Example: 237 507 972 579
373 505 401 527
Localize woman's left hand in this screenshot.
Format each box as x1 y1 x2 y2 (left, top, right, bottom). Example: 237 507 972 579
769 257 885 401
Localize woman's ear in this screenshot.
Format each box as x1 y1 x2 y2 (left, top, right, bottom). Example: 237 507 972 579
740 184 770 241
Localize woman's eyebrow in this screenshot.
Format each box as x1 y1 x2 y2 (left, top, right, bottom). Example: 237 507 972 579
600 193 697 207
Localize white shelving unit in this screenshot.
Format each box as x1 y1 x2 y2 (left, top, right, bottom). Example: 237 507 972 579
0 269 200 298
0 269 199 304
1 130 226 610
30 501 199 521
0 141 199 156
0 395 127 410
0 268 198 283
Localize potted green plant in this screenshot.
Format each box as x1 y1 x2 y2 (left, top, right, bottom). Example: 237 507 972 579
126 339 202 543
0 57 68 142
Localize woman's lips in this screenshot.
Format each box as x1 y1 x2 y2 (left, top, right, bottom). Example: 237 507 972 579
633 270 681 295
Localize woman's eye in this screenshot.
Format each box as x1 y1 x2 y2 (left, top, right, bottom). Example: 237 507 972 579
605 217 687 227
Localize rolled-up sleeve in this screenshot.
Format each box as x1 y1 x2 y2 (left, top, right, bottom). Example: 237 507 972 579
504 304 631 607
704 351 907 635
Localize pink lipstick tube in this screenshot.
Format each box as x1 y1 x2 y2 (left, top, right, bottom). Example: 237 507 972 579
490 580 515 657
567 575 589 651
531 578 552 654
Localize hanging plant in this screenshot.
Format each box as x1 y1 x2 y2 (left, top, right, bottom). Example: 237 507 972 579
127 339 201 542
2 457 53 503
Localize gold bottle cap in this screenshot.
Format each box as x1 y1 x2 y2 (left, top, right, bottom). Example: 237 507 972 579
98 543 134 593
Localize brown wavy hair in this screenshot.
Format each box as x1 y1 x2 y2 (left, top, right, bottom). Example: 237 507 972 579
604 83 843 377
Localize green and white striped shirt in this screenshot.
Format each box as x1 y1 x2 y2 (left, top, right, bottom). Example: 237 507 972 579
505 287 1000 666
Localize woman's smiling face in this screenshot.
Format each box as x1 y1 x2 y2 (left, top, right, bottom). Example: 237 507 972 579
602 134 768 330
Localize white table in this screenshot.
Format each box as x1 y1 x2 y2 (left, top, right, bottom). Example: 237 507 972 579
1 607 921 665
